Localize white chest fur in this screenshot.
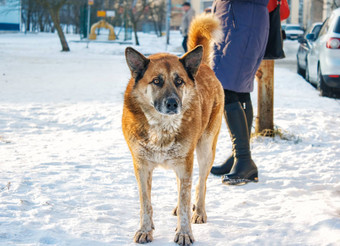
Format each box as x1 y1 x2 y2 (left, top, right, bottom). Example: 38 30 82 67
137 112 187 165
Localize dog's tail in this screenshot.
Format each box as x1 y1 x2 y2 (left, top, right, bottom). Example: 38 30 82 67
187 13 222 68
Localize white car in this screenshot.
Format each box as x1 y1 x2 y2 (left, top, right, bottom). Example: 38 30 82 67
284 24 304 40
305 8 340 97
296 22 323 77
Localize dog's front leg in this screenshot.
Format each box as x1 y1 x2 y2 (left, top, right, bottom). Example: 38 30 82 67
174 163 194 246
133 161 154 244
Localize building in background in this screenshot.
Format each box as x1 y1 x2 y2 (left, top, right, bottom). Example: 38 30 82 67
191 0 213 13
170 0 185 30
285 0 339 29
302 0 339 29
0 0 21 31
302 0 323 28
189 0 339 30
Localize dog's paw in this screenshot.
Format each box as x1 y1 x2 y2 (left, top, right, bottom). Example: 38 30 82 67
134 229 153 244
191 210 207 224
174 231 194 246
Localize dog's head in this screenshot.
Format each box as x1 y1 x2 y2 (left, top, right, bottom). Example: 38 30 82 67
125 46 203 116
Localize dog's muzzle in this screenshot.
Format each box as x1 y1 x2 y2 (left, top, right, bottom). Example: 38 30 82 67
155 97 181 115
165 97 180 114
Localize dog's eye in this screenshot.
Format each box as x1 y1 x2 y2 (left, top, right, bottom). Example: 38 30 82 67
152 78 160 84
175 78 184 86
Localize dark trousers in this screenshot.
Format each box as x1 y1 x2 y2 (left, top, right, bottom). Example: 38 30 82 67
182 36 188 52
224 89 251 105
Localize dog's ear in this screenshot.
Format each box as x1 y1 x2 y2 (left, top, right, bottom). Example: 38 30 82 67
125 47 150 82
179 45 203 81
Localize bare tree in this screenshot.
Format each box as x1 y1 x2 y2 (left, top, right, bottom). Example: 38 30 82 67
125 0 149 45
36 7 50 32
25 0 34 31
37 0 70 51
149 0 166 37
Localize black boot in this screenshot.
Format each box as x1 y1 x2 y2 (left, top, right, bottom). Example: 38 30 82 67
210 154 234 175
243 100 254 138
221 102 258 185
210 100 253 176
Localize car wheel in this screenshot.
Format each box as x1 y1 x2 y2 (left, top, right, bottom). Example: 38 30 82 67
297 58 306 77
317 67 331 97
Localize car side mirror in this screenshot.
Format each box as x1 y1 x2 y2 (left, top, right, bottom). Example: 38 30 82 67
298 37 307 44
306 33 316 41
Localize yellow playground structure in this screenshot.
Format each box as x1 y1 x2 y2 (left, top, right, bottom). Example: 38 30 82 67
89 20 116 41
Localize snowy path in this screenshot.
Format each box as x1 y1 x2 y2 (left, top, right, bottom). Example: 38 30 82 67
0 33 339 245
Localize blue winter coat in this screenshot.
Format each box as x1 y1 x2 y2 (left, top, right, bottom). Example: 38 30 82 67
212 0 269 93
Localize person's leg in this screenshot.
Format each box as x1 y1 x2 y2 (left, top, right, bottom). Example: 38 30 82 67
210 90 239 175
221 90 258 185
238 92 253 137
182 36 188 53
210 91 254 176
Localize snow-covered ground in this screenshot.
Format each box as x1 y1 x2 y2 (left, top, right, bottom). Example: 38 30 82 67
0 32 339 246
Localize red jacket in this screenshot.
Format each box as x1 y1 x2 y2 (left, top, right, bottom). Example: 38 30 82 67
267 0 290 20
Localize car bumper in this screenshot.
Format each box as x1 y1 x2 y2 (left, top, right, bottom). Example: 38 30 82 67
323 75 340 89
286 34 303 40
321 49 340 75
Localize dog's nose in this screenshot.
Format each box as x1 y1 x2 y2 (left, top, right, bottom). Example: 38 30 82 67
165 98 179 112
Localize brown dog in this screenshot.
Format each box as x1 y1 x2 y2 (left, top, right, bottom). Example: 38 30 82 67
122 14 223 246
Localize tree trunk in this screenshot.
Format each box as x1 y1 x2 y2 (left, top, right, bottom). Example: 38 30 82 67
49 9 70 52
133 22 140 45
149 7 161 37
38 13 44 32
129 8 140 46
151 16 159 36
157 21 162 37
127 0 149 46
26 9 31 32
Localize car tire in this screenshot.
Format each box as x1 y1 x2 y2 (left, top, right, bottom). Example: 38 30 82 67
317 67 331 97
297 59 306 77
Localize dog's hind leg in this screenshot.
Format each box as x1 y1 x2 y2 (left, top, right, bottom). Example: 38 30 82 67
192 132 219 224
133 161 155 244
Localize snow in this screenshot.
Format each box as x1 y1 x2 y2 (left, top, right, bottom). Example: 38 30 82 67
1 32 340 246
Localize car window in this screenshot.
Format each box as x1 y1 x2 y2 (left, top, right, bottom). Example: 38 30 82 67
334 16 340 34
312 25 322 36
318 18 329 37
286 26 302 31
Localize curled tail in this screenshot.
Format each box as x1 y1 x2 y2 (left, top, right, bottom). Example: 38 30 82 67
187 13 222 68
